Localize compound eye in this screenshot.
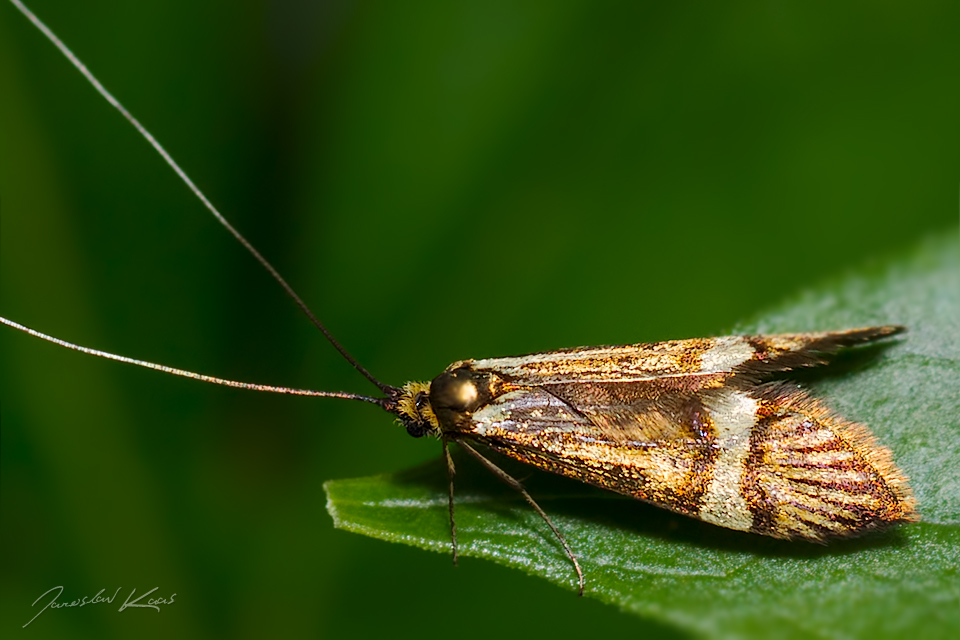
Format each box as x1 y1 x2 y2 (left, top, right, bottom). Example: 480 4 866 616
405 422 426 438
414 392 429 411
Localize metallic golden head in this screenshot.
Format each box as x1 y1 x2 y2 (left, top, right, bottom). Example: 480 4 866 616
394 381 439 438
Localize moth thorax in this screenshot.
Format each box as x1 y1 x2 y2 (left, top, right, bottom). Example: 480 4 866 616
429 366 503 431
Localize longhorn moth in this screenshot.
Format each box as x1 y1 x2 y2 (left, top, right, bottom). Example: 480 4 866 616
2 1 917 596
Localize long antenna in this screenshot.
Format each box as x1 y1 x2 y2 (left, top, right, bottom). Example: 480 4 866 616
0 318 385 405
8 0 395 395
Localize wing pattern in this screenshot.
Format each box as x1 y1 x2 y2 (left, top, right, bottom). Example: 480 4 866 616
444 328 915 540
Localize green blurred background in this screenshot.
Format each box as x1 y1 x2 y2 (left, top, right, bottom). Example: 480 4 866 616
1 1 957 638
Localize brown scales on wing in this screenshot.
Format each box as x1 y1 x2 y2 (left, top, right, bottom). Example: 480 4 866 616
430 326 915 541
738 326 905 377
459 386 720 520
743 382 917 541
469 327 905 386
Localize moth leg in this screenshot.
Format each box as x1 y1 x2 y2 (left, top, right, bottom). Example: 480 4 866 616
456 439 585 596
442 438 458 566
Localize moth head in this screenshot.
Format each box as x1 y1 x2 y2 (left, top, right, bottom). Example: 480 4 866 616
428 365 503 431
394 381 440 438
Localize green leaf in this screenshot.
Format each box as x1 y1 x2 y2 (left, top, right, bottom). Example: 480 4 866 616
325 232 959 640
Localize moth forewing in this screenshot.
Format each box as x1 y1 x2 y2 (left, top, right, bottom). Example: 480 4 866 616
415 327 916 544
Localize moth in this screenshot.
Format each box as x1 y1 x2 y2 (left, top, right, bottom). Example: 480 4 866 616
396 328 918 551
4 1 917 596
